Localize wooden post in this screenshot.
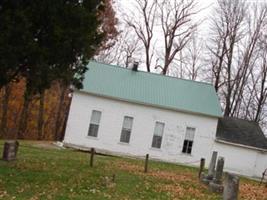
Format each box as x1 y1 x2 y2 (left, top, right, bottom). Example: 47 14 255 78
112 174 116 182
90 148 95 167
144 154 149 173
260 169 267 185
199 158 205 179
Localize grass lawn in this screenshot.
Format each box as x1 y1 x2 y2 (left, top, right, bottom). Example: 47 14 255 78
0 141 266 200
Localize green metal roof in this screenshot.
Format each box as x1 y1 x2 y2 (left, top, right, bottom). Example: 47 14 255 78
80 61 222 118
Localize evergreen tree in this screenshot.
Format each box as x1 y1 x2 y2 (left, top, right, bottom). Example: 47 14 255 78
0 0 109 90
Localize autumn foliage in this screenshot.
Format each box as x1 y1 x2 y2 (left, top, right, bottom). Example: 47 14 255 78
0 80 71 140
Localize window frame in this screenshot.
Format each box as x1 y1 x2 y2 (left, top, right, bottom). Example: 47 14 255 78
120 116 134 143
182 127 196 154
151 121 165 149
88 110 102 137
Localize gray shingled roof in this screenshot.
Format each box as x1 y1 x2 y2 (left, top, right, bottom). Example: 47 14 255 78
216 117 267 150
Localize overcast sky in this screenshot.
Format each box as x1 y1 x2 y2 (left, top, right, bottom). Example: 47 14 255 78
112 0 267 72
115 0 267 35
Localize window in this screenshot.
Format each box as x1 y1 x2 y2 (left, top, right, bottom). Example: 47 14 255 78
151 122 165 148
182 127 195 154
88 110 101 137
120 116 133 143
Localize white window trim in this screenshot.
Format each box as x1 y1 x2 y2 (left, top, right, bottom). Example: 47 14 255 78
181 126 196 154
86 135 99 140
119 116 134 143
118 141 130 146
151 121 165 149
88 110 102 137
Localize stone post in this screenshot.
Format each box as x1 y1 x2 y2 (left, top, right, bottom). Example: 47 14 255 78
201 151 218 184
223 173 239 200
207 151 218 179
213 157 224 184
209 157 225 193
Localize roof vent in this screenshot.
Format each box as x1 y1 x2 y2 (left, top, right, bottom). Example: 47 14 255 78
132 61 139 71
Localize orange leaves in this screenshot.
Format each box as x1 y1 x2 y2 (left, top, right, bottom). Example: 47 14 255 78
115 159 267 200
240 182 267 200
0 80 70 140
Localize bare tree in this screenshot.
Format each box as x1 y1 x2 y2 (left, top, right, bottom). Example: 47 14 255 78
254 47 267 123
207 0 267 125
241 6 267 125
230 4 267 117
245 49 267 123
223 0 247 117
158 0 198 75
176 31 204 80
96 27 142 67
100 0 199 75
207 6 230 92
207 0 247 116
124 0 157 72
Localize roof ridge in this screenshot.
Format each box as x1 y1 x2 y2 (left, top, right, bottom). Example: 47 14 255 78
222 117 260 125
90 60 214 87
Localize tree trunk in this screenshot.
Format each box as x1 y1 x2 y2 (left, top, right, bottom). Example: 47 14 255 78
59 94 72 141
37 90 45 140
254 71 267 122
54 84 67 141
224 87 232 117
214 40 227 92
145 48 150 72
0 85 11 138
17 91 31 139
163 55 170 75
224 35 236 117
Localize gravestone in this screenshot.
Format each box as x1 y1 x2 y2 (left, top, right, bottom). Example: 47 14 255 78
207 151 218 179
202 151 218 184
213 157 224 184
2 141 19 161
209 156 225 193
223 173 239 200
199 158 205 179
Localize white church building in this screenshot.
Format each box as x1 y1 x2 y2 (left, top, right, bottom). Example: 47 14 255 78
63 61 267 178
